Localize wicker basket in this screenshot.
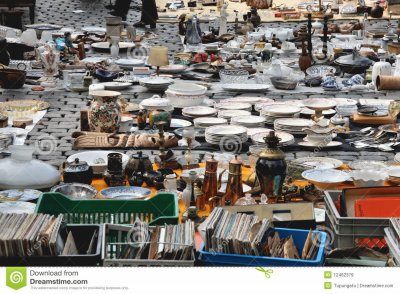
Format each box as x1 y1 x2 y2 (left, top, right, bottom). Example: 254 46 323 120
246 0 272 9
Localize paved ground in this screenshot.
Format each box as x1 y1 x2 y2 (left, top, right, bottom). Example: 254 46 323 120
0 0 398 168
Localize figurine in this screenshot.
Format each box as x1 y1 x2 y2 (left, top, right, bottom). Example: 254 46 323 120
178 14 187 36
41 44 59 77
219 2 229 36
250 8 261 28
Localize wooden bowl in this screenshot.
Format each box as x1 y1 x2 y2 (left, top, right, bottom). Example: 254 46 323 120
0 69 26 89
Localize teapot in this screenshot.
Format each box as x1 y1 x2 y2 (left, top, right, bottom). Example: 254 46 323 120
63 158 93 185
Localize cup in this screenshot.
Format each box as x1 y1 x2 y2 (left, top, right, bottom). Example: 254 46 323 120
163 174 178 192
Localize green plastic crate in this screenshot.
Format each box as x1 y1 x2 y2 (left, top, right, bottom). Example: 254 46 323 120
35 192 179 225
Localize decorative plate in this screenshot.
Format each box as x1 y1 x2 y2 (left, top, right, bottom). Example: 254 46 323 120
290 157 343 169
348 160 387 170
100 186 152 199
182 106 217 117
91 42 135 51
115 58 145 67
306 65 336 77
0 189 42 202
0 201 36 213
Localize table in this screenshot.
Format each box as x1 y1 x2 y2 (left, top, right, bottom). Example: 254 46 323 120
0 0 36 24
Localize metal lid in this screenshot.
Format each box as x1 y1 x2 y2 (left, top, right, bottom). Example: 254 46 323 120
259 131 286 160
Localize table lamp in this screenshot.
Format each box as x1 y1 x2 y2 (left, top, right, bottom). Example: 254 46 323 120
147 46 169 76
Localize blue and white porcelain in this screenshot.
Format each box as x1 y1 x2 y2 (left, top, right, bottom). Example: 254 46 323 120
342 74 364 87
0 189 42 202
100 186 152 199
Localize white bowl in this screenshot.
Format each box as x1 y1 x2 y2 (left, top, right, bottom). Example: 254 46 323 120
350 170 388 187
167 83 207 95
302 169 351 189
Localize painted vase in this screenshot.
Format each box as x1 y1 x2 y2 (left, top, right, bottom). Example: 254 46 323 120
88 90 121 133
40 44 59 77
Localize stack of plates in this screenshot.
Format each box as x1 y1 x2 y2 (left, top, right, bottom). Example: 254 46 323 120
194 117 228 128
139 77 174 91
182 106 218 118
231 115 265 128
215 102 252 112
255 100 304 112
274 118 315 134
251 130 295 146
218 109 251 121
261 105 302 124
205 125 248 145
221 97 273 106
115 58 145 69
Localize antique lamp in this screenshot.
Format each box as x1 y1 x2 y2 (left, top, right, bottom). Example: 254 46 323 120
147 46 169 76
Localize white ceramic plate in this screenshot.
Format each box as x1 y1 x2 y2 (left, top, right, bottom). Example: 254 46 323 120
274 118 315 128
298 141 343 148
222 97 273 105
206 125 247 136
0 201 36 213
218 109 252 118
222 84 271 92
139 77 174 85
183 106 217 117
101 82 132 90
332 98 358 106
115 58 145 67
194 117 227 127
216 102 252 111
81 57 108 63
159 64 188 74
0 189 42 202
266 105 301 116
91 42 135 50
302 98 337 110
231 115 265 124
302 169 350 183
0 127 28 137
291 157 343 169
170 118 192 128
67 151 130 175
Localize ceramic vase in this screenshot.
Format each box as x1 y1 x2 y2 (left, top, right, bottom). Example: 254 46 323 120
40 44 59 77
88 90 121 133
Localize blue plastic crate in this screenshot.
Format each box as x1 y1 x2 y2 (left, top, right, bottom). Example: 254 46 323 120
199 228 326 267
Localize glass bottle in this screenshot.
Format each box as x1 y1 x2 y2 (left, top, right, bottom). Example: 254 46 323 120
185 15 202 51
224 155 244 205
201 155 218 207
256 131 287 204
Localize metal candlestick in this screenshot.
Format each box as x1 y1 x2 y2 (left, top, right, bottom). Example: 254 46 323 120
322 16 328 60
155 121 167 169
307 14 313 57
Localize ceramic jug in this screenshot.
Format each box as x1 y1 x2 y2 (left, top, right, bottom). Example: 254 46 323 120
88 90 121 133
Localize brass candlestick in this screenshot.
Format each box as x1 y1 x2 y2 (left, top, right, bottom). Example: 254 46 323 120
155 121 167 169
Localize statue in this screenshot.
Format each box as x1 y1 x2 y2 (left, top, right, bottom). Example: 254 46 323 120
219 2 229 36
41 44 59 77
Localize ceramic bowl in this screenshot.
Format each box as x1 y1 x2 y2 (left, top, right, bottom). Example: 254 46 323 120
50 183 97 199
100 186 152 199
165 90 206 108
305 134 333 146
302 169 351 189
350 170 388 187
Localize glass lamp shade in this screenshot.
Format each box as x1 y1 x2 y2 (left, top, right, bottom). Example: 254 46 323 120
147 46 169 67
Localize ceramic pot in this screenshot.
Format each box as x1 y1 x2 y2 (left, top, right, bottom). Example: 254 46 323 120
63 158 93 185
372 59 392 88
125 151 153 178
88 90 121 133
148 109 171 129
298 41 312 72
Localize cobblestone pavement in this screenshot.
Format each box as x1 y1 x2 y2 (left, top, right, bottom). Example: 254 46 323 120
0 0 398 167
